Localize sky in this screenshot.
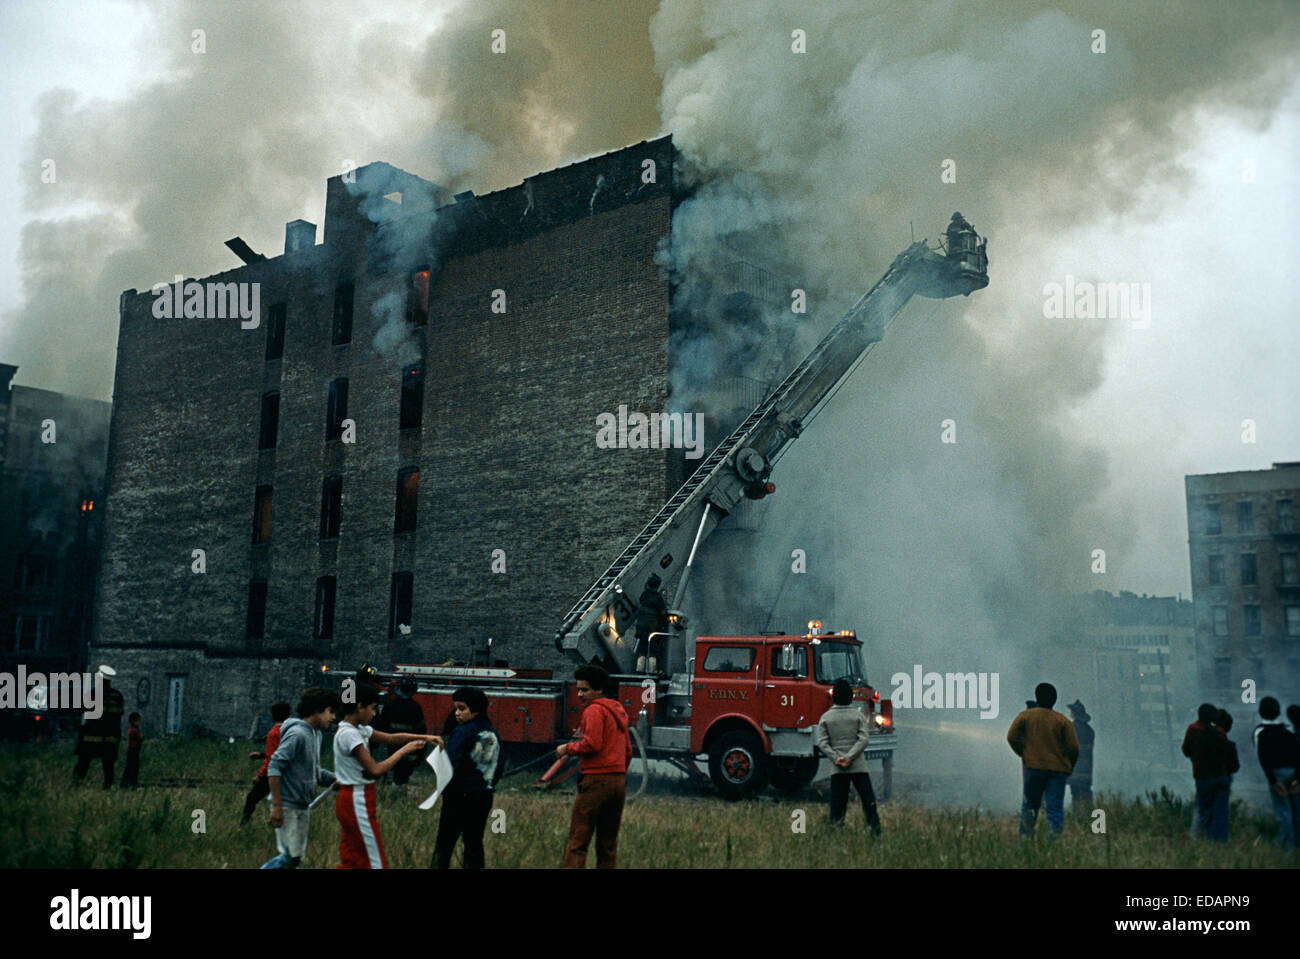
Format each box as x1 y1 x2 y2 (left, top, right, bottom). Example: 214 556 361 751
0 0 1296 616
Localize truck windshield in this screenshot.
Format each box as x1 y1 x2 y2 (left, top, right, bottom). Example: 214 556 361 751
814 642 866 686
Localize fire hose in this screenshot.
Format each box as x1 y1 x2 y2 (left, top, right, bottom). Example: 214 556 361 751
525 725 649 804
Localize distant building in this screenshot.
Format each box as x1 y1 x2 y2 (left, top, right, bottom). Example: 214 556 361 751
0 363 110 685
1185 462 1300 706
1043 590 1195 764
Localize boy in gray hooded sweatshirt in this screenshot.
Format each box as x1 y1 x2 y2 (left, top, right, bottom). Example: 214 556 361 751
262 688 339 868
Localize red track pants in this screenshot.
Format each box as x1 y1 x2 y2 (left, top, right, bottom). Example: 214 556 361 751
335 783 387 869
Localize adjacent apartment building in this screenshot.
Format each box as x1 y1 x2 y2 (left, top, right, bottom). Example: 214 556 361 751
0 363 110 686
1186 462 1300 705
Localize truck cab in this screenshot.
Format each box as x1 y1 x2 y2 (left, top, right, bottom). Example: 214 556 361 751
666 624 894 799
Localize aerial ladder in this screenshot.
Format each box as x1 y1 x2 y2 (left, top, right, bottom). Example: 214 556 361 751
555 214 989 675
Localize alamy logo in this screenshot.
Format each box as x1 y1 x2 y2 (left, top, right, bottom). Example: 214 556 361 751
50 890 151 939
1042 275 1151 328
151 274 261 328
0 667 104 719
890 665 1000 719
596 405 705 460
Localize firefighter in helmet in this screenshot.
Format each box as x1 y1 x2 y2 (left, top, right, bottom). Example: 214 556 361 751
633 574 670 676
1066 700 1095 807
376 677 427 786
73 665 126 788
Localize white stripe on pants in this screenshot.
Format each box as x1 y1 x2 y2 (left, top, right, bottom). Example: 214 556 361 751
353 785 383 868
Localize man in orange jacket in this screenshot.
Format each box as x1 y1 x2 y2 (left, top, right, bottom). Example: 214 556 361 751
1006 682 1080 839
557 664 632 868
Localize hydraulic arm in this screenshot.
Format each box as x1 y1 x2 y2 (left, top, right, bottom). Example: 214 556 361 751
556 215 988 673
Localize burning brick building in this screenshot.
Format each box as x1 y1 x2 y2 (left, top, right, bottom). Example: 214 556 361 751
1186 462 1300 706
93 135 811 736
0 364 110 689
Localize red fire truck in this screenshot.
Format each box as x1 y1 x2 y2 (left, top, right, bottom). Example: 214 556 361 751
362 622 894 799
353 217 988 800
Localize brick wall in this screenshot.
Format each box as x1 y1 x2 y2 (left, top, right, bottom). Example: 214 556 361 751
92 138 680 736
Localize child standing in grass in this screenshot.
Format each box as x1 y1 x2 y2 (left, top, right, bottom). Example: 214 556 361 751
334 683 437 868
431 686 500 869
119 713 143 789
558 665 632 869
242 701 291 826
263 688 339 869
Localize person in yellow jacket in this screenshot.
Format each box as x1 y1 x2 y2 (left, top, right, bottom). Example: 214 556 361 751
1006 682 1079 838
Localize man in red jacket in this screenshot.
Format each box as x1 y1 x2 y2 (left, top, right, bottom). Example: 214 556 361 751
557 664 632 868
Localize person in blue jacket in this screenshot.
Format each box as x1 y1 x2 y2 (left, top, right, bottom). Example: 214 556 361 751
431 686 500 869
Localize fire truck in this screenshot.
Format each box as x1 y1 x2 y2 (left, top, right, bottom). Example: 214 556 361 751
355 215 989 799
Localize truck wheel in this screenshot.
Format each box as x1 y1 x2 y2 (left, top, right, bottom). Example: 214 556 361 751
770 757 819 793
708 730 769 800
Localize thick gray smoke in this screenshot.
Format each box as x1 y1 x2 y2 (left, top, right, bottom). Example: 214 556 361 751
4 1 1296 803
650 0 1299 802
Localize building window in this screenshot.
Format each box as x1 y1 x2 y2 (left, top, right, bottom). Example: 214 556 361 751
1279 499 1296 533
326 378 349 440
320 475 342 539
258 392 280 450
10 613 48 652
395 467 419 533
1282 553 1299 585
252 486 273 544
14 554 52 591
1204 502 1221 535
1208 554 1224 586
1240 552 1257 587
1237 501 1254 534
1243 604 1261 636
246 579 268 639
1212 605 1228 637
332 282 354 345
266 302 286 361
408 267 430 326
314 576 337 640
389 571 413 637
400 367 424 430
1213 657 1230 688
1286 606 1300 637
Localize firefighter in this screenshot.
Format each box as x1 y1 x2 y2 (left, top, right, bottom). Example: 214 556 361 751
1066 700 1094 808
73 665 126 789
376 677 426 786
946 211 973 238
633 574 669 676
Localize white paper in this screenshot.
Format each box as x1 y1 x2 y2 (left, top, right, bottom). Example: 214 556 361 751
418 745 454 810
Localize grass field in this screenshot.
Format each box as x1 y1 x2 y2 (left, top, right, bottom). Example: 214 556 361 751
1 737 1295 869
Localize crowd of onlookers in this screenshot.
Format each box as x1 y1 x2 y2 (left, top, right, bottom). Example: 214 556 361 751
1007 683 1300 850
247 663 636 869
1181 697 1300 847
64 661 1300 861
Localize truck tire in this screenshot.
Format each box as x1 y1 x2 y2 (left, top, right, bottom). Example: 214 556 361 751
770 756 819 793
708 730 769 800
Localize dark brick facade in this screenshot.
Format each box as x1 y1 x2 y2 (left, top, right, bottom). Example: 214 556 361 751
0 365 109 691
91 137 685 736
